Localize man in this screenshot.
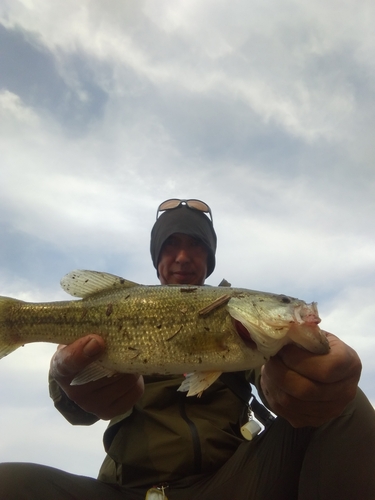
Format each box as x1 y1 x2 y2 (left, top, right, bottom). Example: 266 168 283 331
1 198 375 499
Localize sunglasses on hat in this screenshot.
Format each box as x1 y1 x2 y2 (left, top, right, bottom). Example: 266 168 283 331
156 198 213 223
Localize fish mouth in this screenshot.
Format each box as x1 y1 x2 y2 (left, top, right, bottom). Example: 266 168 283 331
234 320 258 350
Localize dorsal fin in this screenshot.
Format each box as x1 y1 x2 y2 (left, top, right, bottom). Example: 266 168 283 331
218 278 231 287
60 270 139 298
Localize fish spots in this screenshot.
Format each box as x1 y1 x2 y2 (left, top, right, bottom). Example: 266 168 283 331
80 309 88 320
106 304 113 316
8 331 23 344
120 328 131 339
180 287 197 293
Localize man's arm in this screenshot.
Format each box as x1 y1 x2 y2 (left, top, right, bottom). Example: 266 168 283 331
49 334 144 422
260 332 361 427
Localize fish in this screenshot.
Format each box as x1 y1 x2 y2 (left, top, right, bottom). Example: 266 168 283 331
0 270 329 396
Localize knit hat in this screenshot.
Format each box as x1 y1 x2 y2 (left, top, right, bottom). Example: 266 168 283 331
150 205 217 277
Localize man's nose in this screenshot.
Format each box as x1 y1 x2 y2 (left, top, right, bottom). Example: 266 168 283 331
175 247 191 263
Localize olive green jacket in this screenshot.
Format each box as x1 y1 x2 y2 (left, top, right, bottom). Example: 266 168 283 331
49 370 261 488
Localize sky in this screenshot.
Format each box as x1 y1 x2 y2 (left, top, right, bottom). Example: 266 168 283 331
0 0 374 478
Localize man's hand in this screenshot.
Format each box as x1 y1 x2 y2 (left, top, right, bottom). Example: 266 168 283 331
50 334 144 420
260 332 361 427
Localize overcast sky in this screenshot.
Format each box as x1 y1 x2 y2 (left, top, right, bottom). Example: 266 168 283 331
1 0 374 478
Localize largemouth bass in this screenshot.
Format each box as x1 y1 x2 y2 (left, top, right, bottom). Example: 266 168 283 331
0 270 329 395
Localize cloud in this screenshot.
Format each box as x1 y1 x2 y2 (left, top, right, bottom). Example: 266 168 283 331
0 25 107 132
2 0 374 148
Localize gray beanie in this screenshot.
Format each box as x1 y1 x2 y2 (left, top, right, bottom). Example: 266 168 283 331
150 205 217 277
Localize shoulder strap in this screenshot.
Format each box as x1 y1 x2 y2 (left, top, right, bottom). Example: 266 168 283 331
219 372 252 404
219 372 276 428
249 395 276 427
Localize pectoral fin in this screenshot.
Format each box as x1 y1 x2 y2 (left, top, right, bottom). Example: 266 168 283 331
177 371 222 397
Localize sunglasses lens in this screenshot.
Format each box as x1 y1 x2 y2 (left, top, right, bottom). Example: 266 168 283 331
158 199 182 212
186 200 210 212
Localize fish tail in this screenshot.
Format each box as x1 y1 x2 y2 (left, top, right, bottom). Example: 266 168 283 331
0 296 25 360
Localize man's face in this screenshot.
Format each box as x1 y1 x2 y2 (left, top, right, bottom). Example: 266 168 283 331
157 233 208 286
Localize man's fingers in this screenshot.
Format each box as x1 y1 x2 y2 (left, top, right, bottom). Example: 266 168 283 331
49 335 145 419
50 335 106 381
86 374 145 420
260 332 362 427
277 333 361 384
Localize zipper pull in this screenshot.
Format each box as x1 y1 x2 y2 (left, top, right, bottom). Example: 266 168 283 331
240 407 262 440
145 485 169 499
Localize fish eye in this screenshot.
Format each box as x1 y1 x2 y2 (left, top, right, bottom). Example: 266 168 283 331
280 296 291 304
